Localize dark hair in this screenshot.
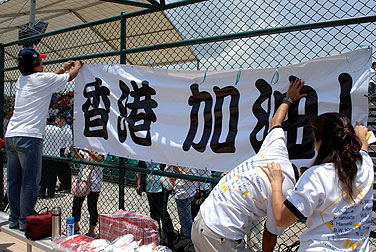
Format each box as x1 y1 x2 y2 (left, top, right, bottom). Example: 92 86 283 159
18 58 41 75
57 113 67 122
311 113 362 200
372 62 376 67
47 116 56 124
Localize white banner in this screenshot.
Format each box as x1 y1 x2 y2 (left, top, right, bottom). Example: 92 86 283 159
74 48 370 172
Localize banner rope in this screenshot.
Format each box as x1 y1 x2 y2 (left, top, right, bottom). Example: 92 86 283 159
271 67 279 85
199 71 207 85
106 62 113 72
346 45 372 74
234 68 242 85
146 60 155 69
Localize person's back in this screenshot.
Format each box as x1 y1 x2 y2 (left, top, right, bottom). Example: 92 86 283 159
287 148 373 251
263 112 374 252
4 47 82 231
6 72 70 139
174 167 196 200
43 123 61 156
192 77 307 252
200 127 299 240
39 119 61 198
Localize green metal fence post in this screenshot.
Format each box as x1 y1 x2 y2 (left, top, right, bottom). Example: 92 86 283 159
0 43 4 206
118 13 126 210
120 12 126 64
119 157 125 209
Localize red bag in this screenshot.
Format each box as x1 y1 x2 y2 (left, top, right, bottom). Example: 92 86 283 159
99 210 160 245
25 208 52 240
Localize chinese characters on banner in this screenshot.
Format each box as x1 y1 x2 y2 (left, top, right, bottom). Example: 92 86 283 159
74 48 370 172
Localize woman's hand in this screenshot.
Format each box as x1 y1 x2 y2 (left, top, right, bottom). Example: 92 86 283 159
355 124 368 141
261 162 285 186
355 123 369 152
286 78 307 102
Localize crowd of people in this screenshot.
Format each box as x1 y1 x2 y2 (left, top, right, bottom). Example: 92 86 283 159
4 90 74 134
2 47 374 252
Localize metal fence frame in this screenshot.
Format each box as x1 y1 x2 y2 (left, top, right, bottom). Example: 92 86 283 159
1 1 376 250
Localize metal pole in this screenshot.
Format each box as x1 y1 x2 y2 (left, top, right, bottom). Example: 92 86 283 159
118 157 125 209
30 0 36 23
0 43 4 209
120 12 126 64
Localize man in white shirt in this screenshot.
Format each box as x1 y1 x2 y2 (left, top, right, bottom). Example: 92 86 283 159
191 78 307 252
39 116 61 198
56 113 73 192
4 47 82 231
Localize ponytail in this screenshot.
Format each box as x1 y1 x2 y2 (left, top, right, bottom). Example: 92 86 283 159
312 113 362 200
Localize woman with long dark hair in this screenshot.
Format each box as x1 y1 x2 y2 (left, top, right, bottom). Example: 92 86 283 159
262 113 374 252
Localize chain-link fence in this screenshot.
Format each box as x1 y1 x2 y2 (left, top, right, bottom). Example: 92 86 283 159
1 0 376 251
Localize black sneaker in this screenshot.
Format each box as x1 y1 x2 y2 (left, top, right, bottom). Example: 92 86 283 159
9 222 18 229
19 225 25 231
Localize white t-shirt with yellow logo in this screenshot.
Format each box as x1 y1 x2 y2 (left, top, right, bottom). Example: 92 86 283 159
200 126 299 240
286 151 374 252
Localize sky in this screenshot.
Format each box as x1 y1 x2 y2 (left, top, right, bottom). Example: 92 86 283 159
163 0 376 71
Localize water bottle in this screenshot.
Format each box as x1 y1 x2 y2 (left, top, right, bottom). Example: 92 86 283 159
66 217 74 237
51 207 61 240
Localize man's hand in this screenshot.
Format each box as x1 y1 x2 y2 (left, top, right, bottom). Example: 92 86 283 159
73 60 83 69
68 60 84 81
63 60 74 71
286 77 307 102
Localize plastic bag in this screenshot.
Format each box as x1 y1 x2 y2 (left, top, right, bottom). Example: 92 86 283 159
52 234 94 251
104 234 141 252
135 243 157 252
90 239 110 252
153 245 173 252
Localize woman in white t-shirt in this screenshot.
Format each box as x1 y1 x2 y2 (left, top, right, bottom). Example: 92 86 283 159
263 113 374 252
192 77 307 252
71 148 104 238
172 165 197 238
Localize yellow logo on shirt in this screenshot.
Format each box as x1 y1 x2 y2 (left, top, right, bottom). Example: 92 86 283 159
219 154 271 204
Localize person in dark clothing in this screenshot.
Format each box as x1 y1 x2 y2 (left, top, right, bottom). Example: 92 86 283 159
56 113 72 192
136 161 174 238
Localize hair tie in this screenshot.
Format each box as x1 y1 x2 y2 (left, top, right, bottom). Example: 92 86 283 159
335 127 347 135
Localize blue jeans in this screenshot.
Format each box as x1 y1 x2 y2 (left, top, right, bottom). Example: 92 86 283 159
5 137 43 228
176 196 194 237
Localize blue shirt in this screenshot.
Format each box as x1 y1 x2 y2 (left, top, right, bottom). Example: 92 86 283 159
145 162 162 193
